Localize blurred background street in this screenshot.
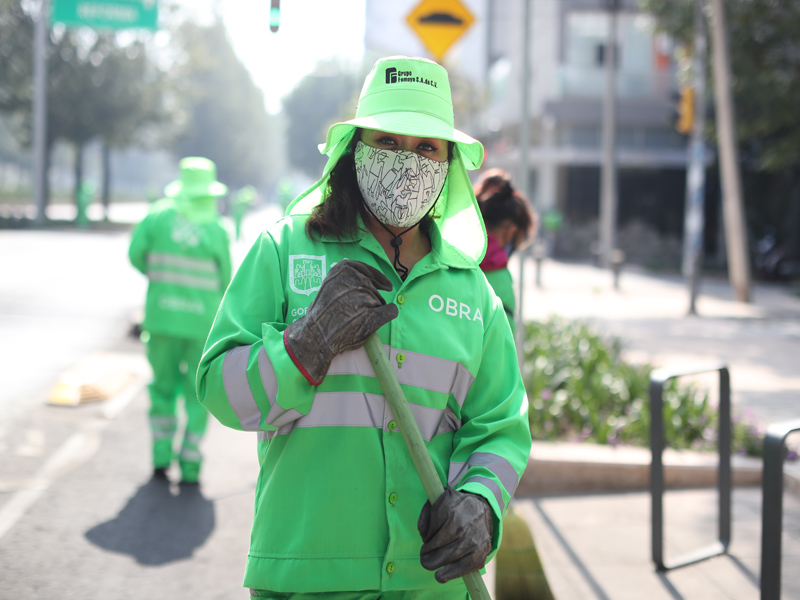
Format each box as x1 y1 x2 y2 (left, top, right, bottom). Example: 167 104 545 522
2 0 800 598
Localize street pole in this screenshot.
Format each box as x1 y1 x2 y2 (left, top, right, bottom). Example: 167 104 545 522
516 0 531 356
598 0 619 269
683 0 708 315
33 0 49 225
708 0 751 302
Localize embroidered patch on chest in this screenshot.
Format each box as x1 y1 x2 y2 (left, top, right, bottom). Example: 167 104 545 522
289 255 326 296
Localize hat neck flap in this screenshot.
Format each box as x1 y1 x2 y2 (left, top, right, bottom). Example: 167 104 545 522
286 128 486 264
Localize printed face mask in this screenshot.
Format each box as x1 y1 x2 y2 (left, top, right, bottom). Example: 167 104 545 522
354 141 449 228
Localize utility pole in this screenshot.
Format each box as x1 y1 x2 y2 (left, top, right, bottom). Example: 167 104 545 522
683 0 708 315
598 0 619 269
33 0 49 225
516 0 531 356
708 0 751 301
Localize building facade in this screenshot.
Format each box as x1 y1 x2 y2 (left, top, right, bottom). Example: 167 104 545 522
365 0 695 264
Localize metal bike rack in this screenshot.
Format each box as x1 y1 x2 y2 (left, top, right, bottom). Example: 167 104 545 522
760 418 800 600
650 364 731 571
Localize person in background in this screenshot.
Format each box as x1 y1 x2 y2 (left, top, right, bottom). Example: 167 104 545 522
129 157 232 485
197 56 531 598
474 168 537 333
232 185 256 241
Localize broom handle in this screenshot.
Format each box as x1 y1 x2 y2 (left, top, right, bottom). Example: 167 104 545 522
364 334 491 600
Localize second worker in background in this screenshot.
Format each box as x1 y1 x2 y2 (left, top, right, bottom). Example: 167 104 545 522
129 157 232 485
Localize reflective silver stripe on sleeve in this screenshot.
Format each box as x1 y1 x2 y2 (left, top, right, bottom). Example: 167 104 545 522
448 452 520 499
147 253 219 273
464 475 505 513
256 348 302 428
222 345 264 431
147 270 220 291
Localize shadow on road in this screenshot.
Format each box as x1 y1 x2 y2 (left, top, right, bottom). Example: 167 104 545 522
85 475 215 565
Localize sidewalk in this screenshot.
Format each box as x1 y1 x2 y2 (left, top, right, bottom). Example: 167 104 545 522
513 486 800 600
506 255 800 600
516 255 800 427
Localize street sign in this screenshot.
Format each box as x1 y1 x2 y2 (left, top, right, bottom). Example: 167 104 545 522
51 0 158 31
406 0 475 63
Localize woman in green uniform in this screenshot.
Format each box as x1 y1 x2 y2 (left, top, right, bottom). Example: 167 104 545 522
475 169 537 334
197 57 531 599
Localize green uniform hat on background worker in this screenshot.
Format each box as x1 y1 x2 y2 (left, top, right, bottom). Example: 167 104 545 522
129 156 232 485
198 56 531 597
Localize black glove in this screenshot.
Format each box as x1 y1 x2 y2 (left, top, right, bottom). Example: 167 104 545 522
285 259 398 384
417 487 494 583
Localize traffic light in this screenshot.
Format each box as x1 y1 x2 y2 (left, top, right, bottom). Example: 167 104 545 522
676 85 695 134
270 0 280 33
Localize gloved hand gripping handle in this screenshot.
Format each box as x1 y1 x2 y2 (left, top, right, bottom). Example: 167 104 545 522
364 334 491 600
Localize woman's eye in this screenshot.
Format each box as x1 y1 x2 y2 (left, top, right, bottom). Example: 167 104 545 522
418 142 438 152
377 137 397 146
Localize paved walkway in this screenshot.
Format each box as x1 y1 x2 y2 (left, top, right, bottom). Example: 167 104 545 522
515 255 800 427
513 487 800 600
504 254 800 600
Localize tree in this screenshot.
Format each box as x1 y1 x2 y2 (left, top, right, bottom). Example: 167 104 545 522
642 0 800 270
0 0 170 211
168 19 271 189
282 60 359 179
643 0 800 172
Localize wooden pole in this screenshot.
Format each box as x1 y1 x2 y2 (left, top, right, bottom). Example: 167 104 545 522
708 0 751 301
364 334 491 600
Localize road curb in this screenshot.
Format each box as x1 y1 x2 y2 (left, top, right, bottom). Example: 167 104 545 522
516 441 800 496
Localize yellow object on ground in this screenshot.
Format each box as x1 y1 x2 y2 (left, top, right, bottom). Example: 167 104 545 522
49 352 135 406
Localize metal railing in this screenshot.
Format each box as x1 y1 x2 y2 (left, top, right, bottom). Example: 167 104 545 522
760 418 800 600
649 364 731 571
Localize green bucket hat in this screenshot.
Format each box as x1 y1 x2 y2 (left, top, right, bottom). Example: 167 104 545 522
286 56 487 263
164 157 228 200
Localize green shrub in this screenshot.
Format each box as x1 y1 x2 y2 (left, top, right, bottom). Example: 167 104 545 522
520 316 761 455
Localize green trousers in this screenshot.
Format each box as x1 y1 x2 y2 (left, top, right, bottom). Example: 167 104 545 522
146 333 208 483
249 590 468 599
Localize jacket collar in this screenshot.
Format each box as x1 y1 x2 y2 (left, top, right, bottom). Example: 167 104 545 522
314 214 476 271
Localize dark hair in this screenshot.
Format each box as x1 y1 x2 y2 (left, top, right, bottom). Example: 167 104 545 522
305 130 454 241
474 168 537 247
305 135 370 241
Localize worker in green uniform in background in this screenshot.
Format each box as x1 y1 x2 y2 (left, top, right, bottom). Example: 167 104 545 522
129 157 232 485
475 168 537 334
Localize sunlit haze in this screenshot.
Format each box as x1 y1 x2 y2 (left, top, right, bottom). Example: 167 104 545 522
220 0 366 114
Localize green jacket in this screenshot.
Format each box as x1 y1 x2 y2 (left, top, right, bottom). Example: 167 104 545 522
484 267 516 335
129 198 232 341
197 215 531 593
